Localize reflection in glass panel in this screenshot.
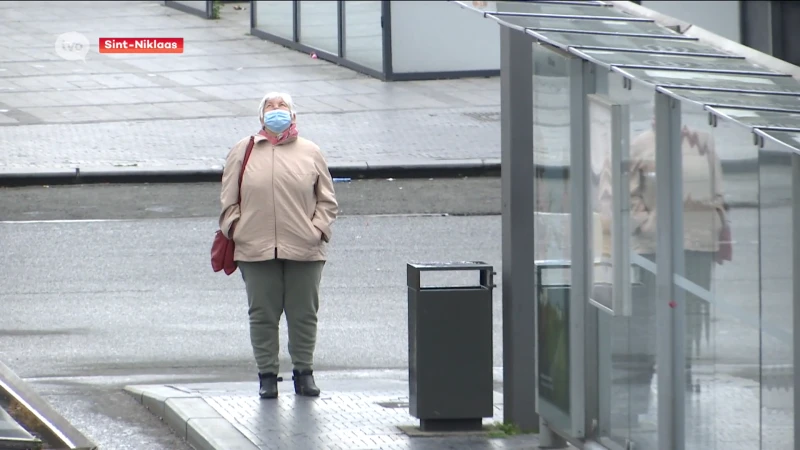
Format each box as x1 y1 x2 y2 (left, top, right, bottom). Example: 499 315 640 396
299 0 339 55
532 44 572 421
575 49 778 75
759 140 794 449
588 95 613 311
255 0 294 41
678 106 761 449
614 67 800 94
596 72 658 450
710 108 800 131
530 31 730 56
661 89 800 113
494 2 627 17
464 0 607 15
760 130 800 149
344 1 382 71
489 13 680 36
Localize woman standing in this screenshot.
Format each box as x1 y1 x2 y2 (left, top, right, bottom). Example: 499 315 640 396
219 92 338 399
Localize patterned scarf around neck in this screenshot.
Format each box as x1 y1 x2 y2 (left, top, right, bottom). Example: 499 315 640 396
259 123 298 145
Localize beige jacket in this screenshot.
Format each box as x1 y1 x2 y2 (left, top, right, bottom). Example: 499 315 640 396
597 126 726 256
219 134 338 262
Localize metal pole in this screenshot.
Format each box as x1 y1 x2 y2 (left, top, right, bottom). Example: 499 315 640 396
567 54 588 440
654 91 686 450
500 25 537 433
793 150 800 450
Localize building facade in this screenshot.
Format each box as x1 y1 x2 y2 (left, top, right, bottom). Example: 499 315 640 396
634 0 800 67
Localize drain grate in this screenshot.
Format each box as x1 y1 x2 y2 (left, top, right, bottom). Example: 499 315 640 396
463 111 501 122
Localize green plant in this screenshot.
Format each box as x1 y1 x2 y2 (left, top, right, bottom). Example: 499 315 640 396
211 0 221 19
487 421 522 438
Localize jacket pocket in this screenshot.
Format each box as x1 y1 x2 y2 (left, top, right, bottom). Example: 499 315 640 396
282 203 321 249
277 170 320 249
306 218 322 245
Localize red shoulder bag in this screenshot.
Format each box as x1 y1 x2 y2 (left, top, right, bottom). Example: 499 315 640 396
211 136 255 275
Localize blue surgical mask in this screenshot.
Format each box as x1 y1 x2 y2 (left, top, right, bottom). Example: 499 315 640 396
264 110 292 133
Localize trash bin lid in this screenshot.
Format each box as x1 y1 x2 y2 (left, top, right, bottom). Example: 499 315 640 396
407 261 492 271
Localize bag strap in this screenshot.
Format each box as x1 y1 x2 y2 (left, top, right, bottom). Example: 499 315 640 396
237 136 255 205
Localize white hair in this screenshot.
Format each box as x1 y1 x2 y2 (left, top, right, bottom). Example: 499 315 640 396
258 92 296 125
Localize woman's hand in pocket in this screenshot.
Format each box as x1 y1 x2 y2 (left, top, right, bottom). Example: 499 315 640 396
314 226 323 242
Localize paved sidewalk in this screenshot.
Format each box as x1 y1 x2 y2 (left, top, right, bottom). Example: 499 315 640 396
126 370 542 450
124 366 794 450
0 1 776 182
0 1 501 178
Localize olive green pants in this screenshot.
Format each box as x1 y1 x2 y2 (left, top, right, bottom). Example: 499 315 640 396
239 259 325 374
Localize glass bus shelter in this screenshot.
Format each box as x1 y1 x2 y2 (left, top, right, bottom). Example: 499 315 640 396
453 1 800 449
164 0 214 19
250 0 500 81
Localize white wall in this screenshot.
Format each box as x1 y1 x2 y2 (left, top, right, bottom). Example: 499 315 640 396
640 0 741 43
390 1 500 74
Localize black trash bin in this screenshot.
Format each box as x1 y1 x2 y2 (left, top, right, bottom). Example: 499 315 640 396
406 261 494 432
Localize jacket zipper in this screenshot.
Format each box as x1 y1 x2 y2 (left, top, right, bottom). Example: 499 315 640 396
271 145 278 259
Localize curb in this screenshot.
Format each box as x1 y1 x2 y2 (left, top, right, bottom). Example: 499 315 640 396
0 152 788 187
0 360 97 450
124 385 258 450
0 160 501 188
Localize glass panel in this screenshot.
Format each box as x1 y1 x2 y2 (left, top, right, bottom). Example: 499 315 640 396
459 0 608 15
299 0 339 55
614 67 800 93
587 95 616 312
494 2 631 17
595 70 659 450
343 1 382 70
677 103 761 449
574 49 779 75
661 89 800 112
530 31 731 56
390 1 500 74
758 134 795 449
708 108 800 131
533 44 572 425
172 0 206 13
255 0 294 41
487 13 680 36
759 130 800 151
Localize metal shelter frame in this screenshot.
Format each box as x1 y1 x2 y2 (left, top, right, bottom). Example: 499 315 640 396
163 1 214 19
249 0 500 81
453 1 800 449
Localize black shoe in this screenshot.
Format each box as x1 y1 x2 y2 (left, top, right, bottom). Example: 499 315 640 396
258 372 282 399
292 369 320 397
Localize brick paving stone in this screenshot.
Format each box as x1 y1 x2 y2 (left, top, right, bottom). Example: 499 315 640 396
160 364 794 450
197 383 540 450
0 108 501 172
0 1 505 174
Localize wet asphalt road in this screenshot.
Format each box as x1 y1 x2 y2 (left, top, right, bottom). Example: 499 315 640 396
0 178 501 221
1 175 794 449
0 178 502 450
